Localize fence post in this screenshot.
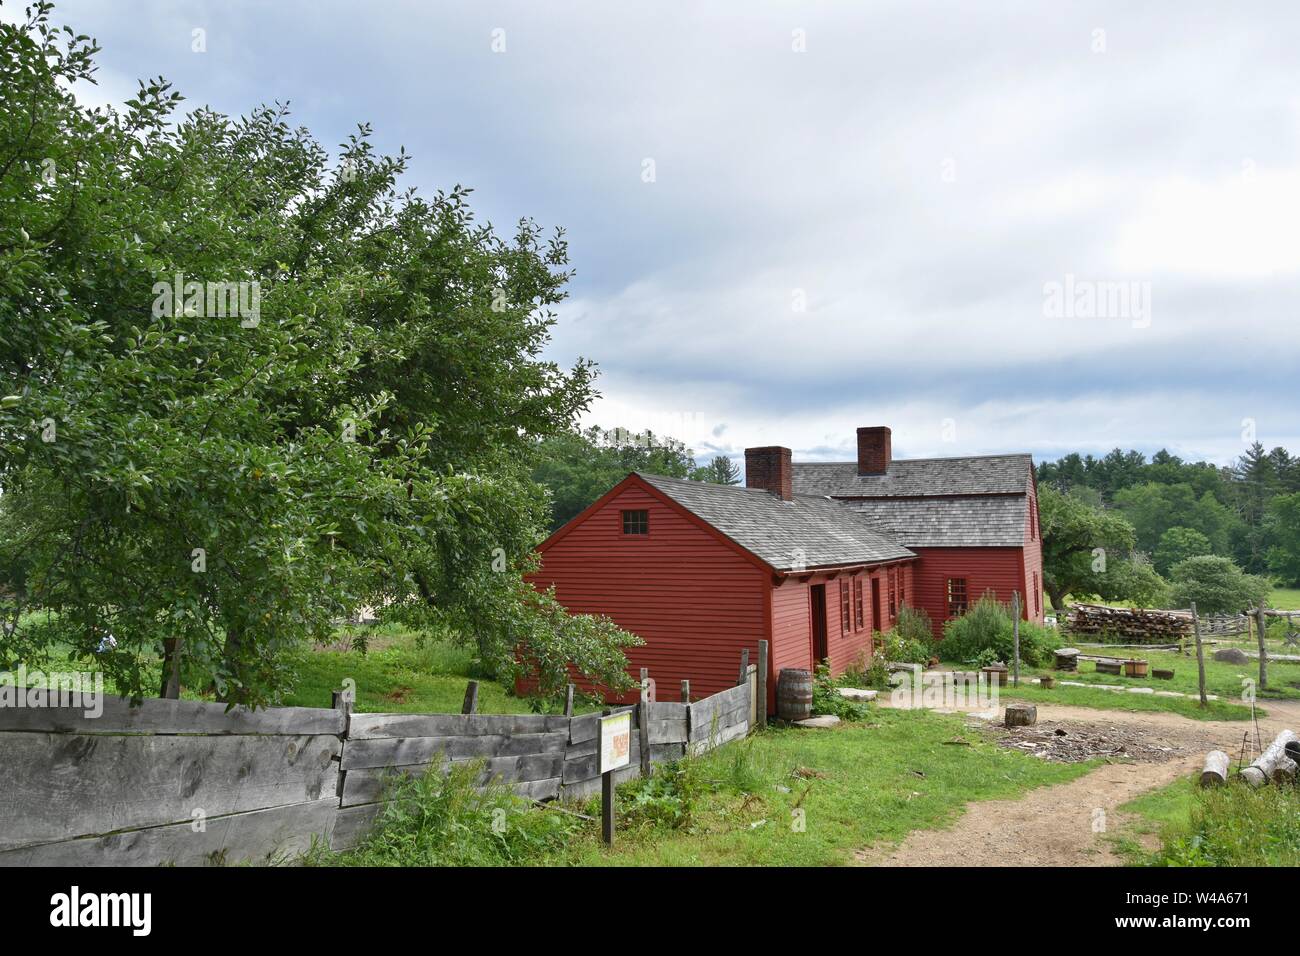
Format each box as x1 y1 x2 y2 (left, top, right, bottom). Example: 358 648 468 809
737 648 749 686
1011 592 1021 687
461 680 479 715
1256 606 1269 691
639 667 652 779
564 683 575 718
756 640 769 729
1192 602 1207 708
680 679 690 704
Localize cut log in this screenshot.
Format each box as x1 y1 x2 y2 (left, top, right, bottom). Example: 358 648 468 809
1004 703 1037 728
1199 750 1230 787
1272 756 1298 786
1240 730 1299 788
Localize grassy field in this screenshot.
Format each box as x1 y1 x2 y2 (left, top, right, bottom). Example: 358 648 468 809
551 709 1093 866
1115 772 1300 866
14 619 546 716
318 706 1096 867
281 625 544 714
1030 646 1299 700
995 682 1254 720
1270 586 1300 610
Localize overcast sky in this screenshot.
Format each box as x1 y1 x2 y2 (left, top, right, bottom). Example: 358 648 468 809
31 0 1300 468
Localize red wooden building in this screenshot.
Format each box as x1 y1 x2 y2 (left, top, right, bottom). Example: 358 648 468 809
528 425 1042 712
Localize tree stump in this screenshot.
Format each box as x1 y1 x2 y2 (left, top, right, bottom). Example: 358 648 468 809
1005 703 1037 728
1199 750 1229 787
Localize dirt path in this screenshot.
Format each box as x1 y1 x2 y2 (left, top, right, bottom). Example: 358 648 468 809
855 697 1300 867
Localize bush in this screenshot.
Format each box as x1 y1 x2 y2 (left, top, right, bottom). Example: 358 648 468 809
1168 555 1271 615
939 593 1060 666
812 661 871 720
306 759 582 866
893 605 936 646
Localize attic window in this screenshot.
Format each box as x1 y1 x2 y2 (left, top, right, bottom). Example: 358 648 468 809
946 578 968 617
621 510 649 535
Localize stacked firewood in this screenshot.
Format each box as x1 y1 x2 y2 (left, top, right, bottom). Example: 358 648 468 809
1066 603 1193 642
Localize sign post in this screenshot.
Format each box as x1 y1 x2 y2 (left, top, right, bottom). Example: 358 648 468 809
598 708 632 846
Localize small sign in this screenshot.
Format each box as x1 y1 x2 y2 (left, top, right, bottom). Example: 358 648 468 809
598 711 632 774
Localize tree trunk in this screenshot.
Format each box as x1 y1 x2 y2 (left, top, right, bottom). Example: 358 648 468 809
1047 585 1069 613
159 638 181 699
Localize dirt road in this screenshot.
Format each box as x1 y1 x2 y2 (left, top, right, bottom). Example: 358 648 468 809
855 697 1300 867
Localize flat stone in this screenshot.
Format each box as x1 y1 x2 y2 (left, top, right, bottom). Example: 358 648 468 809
1126 687 1155 694
1155 691 1184 698
793 715 841 728
838 688 878 702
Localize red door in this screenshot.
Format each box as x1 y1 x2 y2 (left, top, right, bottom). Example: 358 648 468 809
810 584 828 664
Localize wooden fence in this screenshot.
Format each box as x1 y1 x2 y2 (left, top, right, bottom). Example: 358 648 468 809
0 659 759 865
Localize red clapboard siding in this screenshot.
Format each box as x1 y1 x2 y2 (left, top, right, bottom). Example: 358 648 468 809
528 480 768 703
910 547 1029 638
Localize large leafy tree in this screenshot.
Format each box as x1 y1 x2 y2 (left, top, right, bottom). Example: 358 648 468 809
0 3 636 706
1168 555 1270 616
1038 485 1164 611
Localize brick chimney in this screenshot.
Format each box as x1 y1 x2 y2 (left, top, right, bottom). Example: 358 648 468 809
856 426 892 475
745 446 793 501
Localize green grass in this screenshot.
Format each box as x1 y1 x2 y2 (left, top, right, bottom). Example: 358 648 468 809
282 625 553 715
1269 586 1300 610
1036 646 1298 700
1116 772 1300 866
996 682 1255 720
543 708 1095 866
13 620 544 716
941 650 1262 720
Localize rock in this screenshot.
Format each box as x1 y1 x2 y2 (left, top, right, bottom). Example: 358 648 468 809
838 688 878 702
793 715 841 728
1126 687 1155 694
1213 648 1249 664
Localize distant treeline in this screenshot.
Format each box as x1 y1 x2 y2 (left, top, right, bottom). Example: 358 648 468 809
1036 444 1300 585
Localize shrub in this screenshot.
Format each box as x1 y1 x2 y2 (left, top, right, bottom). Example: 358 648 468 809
812 661 871 720
1168 555 1271 615
939 593 1060 666
306 759 582 866
893 605 936 646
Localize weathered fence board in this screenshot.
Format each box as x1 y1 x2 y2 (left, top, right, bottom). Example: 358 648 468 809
1 669 758 863
340 753 565 806
339 730 567 771
347 712 569 740
0 695 345 737
0 797 338 867
0 731 339 851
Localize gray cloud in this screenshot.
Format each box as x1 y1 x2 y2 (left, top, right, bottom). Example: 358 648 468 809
45 0 1300 466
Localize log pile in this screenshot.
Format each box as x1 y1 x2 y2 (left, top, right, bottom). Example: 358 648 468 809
1067 603 1193 642
1241 731 1299 788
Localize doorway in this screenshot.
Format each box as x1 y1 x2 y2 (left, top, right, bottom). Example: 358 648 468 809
810 584 828 664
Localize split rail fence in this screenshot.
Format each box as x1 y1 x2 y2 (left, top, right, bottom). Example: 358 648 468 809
0 652 763 866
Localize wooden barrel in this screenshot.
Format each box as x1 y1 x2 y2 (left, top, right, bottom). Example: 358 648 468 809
776 669 814 721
